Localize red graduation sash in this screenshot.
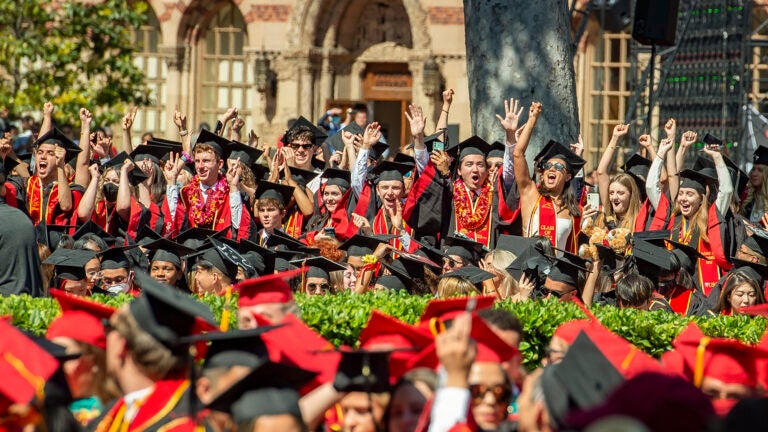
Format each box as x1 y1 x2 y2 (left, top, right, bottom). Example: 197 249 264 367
27 175 58 225
668 210 723 297
495 173 519 223
92 379 190 432
373 208 416 252
667 286 694 316
180 180 234 238
531 195 579 253
284 210 304 239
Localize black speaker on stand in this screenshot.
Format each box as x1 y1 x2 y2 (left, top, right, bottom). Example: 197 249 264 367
632 0 680 46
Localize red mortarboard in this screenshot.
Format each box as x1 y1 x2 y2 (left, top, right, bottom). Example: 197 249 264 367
738 303 768 317
233 269 304 307
418 295 495 324
46 311 106 350
0 319 59 406
578 323 666 378
50 288 116 321
258 314 340 394
552 319 594 345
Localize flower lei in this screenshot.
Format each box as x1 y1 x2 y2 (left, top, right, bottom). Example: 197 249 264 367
453 178 493 230
188 175 229 227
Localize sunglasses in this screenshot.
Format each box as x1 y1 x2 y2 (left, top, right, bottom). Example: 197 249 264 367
542 161 566 172
469 384 512 404
289 143 314 150
307 283 330 291
443 258 460 269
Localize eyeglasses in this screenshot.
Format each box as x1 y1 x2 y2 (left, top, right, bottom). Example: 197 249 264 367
307 283 330 292
469 384 512 404
443 258 460 269
101 275 128 286
542 162 566 172
289 143 315 150
86 270 101 279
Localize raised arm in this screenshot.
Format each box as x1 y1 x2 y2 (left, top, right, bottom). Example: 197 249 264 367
404 105 427 174
121 107 137 152
495 97 525 189
596 124 629 205
230 116 244 142
676 129 695 177
435 88 454 133
77 164 101 221
116 159 135 221
513 102 542 196
40 102 54 137
352 123 381 198
173 105 191 154
704 145 733 215
75 108 93 188
646 138 674 210
217 107 238 137
282 160 315 216
54 145 73 212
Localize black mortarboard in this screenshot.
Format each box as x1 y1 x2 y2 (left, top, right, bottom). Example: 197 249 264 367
2 157 19 180
283 116 327 146
129 270 217 350
703 133 723 147
367 140 390 161
292 256 346 280
487 141 505 159
33 128 82 163
191 238 253 280
324 122 364 152
744 232 768 258
174 226 228 250
129 145 174 166
393 152 416 167
730 258 768 283
71 220 115 247
370 160 413 183
594 244 622 274
147 137 183 151
99 246 133 270
237 240 276 276
102 152 148 186
693 155 748 198
649 238 704 275
339 233 395 257
495 234 538 258
134 224 163 245
285 166 319 189
442 236 487 264
546 250 590 287
446 136 491 161
225 141 263 167
620 153 651 200
378 258 425 291
194 129 229 157
252 163 270 181
264 231 315 253
207 361 317 423
202 327 276 370
255 181 295 207
440 265 495 287
632 230 671 241
142 238 195 269
43 248 97 281
534 140 586 176
678 169 716 195
540 332 624 426
333 350 392 393
630 239 674 273
321 168 351 190
35 222 75 252
754 146 768 166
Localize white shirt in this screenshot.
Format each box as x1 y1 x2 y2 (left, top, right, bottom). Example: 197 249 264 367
122 386 154 423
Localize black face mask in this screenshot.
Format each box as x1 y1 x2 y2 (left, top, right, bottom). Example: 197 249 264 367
102 183 118 202
657 278 676 292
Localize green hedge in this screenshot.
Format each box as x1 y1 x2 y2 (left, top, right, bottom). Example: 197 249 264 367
3 291 766 368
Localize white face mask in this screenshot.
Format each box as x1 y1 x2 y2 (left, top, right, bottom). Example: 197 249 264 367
106 282 129 294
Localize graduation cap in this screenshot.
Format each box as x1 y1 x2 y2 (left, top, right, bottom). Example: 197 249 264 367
505 242 552 281
743 232 768 258
487 141 506 159
255 181 295 207
72 220 116 247
50 288 116 321
292 256 346 281
541 332 625 427
393 152 416 167
201 327 277 370
46 310 107 350
594 244 623 274
339 233 396 257
173 226 228 250
630 238 675 273
234 269 304 308
43 247 97 281
33 128 82 163
359 310 432 351
147 137 183 150
99 246 133 270
101 151 148 186
191 238 254 281
2 156 19 180
35 222 75 252
693 154 748 198
134 224 163 245
225 141 264 168
413 238 451 266
754 146 768 166
264 230 317 253
333 350 392 393
440 265 495 287
284 166 319 189
546 249 590 288
377 258 423 292
237 239 276 276
442 236 487 264
648 238 705 275
206 361 317 424
703 132 723 147
678 169 716 195
129 144 174 166
421 130 448 153
495 234 538 258
0 319 59 406
418 295 496 323
142 238 195 269
324 122 364 152
730 258 768 285
252 163 270 181
367 140 390 161
194 129 230 157
282 116 327 147
534 140 586 176
446 135 492 161
370 160 413 183
321 167 351 190
130 270 217 350
620 154 651 200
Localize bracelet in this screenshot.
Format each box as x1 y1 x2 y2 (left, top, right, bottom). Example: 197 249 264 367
657 156 665 163
607 146 616 150
179 130 189 137
442 109 449 114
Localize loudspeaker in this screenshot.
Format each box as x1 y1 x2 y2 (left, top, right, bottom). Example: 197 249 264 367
592 0 632 32
632 0 680 46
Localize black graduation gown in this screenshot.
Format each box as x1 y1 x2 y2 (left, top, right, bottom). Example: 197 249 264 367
0 196 44 296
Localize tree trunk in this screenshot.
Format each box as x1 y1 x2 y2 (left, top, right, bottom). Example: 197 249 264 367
463 0 580 154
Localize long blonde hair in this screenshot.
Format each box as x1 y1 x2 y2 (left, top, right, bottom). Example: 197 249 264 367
601 173 641 231
672 190 709 243
741 167 768 215
436 276 479 298
483 249 518 298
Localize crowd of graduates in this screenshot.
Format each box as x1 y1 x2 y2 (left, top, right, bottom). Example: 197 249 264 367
4 90 768 430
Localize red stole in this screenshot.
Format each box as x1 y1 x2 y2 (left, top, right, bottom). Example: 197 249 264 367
495 172 519 223
27 175 60 225
668 209 724 296
328 188 358 241
634 198 669 232
667 286 694 315
3 181 18 209
92 379 191 432
283 210 304 239
532 195 579 253
373 208 416 252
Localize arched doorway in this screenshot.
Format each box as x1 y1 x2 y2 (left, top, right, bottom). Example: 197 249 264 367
362 63 412 150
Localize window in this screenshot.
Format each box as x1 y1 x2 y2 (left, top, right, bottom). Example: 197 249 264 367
132 7 166 148
198 3 249 128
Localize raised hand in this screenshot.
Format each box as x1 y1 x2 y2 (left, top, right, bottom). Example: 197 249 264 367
680 131 697 148
664 118 677 141
582 203 599 219
352 213 372 233
612 123 629 138
495 97 525 133
281 146 295 167
404 104 426 137
43 102 55 117
88 163 100 180
638 134 652 150
79 108 93 127
163 152 183 184
121 158 135 174
657 138 674 157
435 312 476 387
219 107 238 124
231 117 245 133
430 150 452 176
386 199 404 230
529 102 543 119
122 107 138 132
54 145 67 168
570 134 584 157
90 133 111 159
518 274 535 299
0 133 12 159
226 157 242 188
173 105 187 131
248 129 260 148
362 122 382 150
442 88 454 107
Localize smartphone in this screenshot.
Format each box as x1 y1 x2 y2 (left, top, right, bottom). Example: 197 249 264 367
586 192 600 210
323 227 336 237
432 141 444 152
